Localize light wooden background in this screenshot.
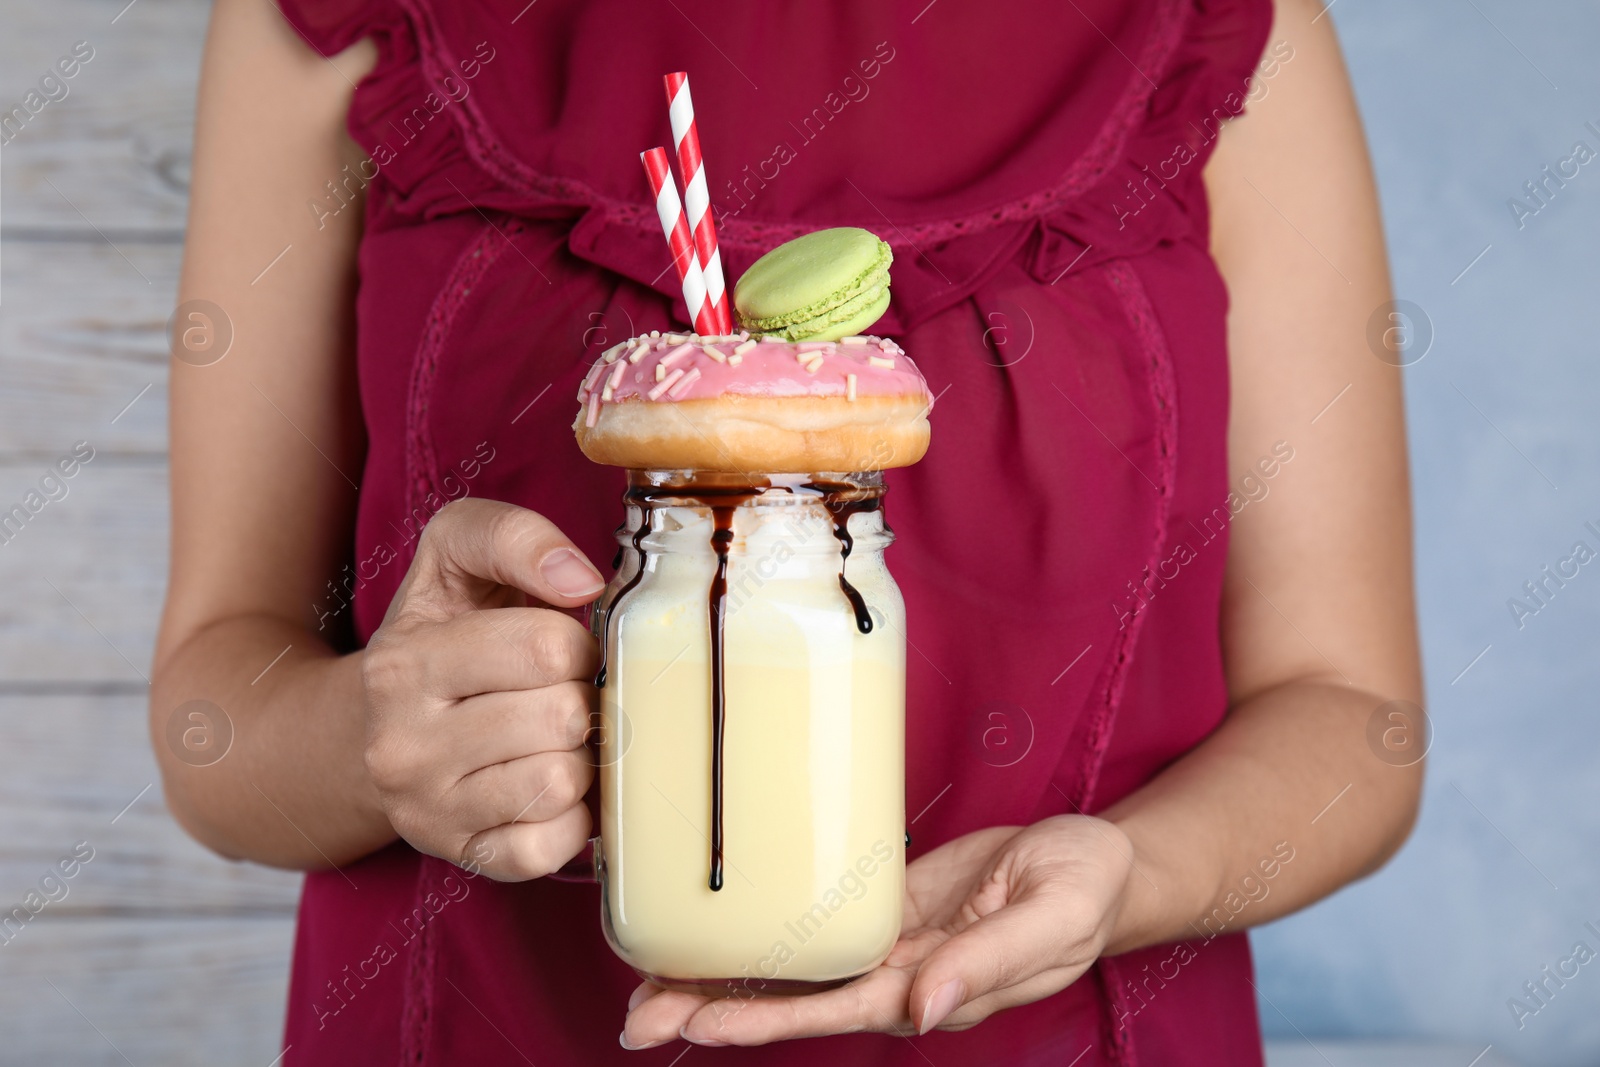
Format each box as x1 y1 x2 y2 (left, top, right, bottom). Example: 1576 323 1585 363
1 1 301 1062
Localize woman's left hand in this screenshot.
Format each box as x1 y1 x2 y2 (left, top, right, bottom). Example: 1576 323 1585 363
620 815 1137 1049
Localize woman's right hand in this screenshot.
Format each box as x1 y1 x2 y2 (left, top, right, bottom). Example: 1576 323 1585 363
360 498 609 880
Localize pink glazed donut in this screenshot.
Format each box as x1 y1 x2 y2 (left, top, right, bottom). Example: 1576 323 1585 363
573 332 932 472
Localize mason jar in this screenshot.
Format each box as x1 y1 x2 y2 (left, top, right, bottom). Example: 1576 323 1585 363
590 469 906 995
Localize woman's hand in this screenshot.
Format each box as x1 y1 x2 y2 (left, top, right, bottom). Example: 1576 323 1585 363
361 498 608 880
621 815 1137 1049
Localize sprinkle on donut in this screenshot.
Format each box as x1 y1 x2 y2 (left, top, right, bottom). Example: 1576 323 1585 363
574 332 929 416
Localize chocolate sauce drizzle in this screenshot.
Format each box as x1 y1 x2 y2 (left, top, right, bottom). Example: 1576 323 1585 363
594 472 885 892
592 488 655 690
706 507 736 892
806 482 880 635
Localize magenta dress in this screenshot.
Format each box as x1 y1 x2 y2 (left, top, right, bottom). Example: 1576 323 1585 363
274 0 1273 1062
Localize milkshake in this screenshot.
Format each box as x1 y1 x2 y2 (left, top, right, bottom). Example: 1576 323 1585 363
595 474 905 988
572 228 932 993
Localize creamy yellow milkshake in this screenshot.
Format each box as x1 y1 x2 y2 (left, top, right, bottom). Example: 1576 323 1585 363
595 496 905 986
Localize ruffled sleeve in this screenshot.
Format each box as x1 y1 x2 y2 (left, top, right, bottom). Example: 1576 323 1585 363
274 0 396 57
1023 0 1275 292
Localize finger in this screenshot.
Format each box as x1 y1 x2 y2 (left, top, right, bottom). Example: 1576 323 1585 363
450 749 593 828
621 988 711 1049
902 825 1022 929
396 608 598 699
907 891 1086 1034
442 681 594 768
676 965 918 1046
622 934 942 1048
391 498 606 622
627 981 662 1012
930 967 1084 1033
462 801 592 881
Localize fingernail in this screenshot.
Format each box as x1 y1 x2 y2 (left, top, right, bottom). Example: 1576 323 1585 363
541 548 605 597
627 984 653 1011
919 979 965 1035
680 1026 728 1047
619 1031 661 1051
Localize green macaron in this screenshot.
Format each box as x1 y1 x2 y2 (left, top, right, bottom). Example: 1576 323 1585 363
732 227 893 342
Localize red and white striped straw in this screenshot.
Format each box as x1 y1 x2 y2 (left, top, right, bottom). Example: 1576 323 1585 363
640 147 718 336
663 72 732 334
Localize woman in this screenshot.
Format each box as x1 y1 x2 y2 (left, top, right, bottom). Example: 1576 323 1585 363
152 0 1422 1062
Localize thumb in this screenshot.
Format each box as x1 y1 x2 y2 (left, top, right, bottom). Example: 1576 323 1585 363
908 886 1082 1035
393 498 607 621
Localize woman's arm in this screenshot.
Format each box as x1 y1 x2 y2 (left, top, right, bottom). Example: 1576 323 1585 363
622 0 1423 1046
1103 0 1423 952
154 0 608 882
153 0 387 866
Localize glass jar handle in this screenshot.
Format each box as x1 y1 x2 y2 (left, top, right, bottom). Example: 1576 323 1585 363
547 835 600 884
